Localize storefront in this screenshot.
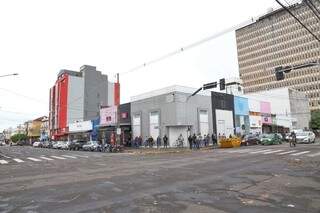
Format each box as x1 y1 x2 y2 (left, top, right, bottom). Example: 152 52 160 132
234 96 250 136
99 103 131 146
68 121 93 141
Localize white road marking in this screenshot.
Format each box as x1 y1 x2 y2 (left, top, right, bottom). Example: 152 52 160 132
1 155 11 159
231 149 253 153
277 150 297 155
71 154 89 158
27 157 42 162
263 150 283 154
40 157 54 161
307 152 320 157
290 151 311 156
51 156 66 160
0 160 8 164
250 149 272 154
61 155 77 159
13 158 24 163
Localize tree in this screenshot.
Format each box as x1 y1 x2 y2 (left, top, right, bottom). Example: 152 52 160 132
310 110 320 130
10 133 27 143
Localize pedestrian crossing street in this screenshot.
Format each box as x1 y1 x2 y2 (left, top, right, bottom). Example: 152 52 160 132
221 148 320 158
0 154 90 165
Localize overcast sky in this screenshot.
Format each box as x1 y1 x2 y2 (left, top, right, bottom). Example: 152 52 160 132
0 0 281 131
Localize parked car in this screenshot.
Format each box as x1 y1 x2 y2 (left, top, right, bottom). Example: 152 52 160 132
52 141 60 149
33 141 43 148
68 140 87 151
58 141 69 150
82 141 101 151
241 134 260 146
42 141 53 148
296 131 316 144
0 141 6 146
260 134 282 145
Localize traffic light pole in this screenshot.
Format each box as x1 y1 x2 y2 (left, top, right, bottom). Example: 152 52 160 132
275 60 320 80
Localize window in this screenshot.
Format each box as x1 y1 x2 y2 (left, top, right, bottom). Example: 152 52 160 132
149 111 160 139
132 114 141 138
199 109 209 136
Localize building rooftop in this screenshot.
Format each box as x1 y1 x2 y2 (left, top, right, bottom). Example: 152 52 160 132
236 1 302 31
130 85 211 102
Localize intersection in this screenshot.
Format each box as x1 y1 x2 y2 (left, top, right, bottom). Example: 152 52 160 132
0 144 320 213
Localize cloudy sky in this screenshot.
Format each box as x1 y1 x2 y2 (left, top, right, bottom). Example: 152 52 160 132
0 0 282 131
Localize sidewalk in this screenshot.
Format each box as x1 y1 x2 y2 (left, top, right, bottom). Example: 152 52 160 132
123 146 214 155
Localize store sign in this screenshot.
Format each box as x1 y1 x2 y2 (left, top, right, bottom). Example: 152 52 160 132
121 112 128 119
69 121 92 133
249 115 262 128
100 106 117 126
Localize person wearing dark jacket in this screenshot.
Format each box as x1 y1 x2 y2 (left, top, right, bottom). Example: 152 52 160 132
192 133 197 149
163 135 168 149
156 136 161 148
212 133 217 149
188 135 193 150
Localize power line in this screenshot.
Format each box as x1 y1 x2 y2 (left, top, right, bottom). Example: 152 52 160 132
275 0 320 43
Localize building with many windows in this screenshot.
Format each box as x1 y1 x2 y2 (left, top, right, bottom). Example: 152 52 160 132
236 0 320 110
130 85 213 147
49 65 120 140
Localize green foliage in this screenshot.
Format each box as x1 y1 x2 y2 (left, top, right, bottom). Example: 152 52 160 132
310 110 320 130
10 133 27 143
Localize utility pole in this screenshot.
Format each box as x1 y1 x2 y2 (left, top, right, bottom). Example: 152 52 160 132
116 73 121 146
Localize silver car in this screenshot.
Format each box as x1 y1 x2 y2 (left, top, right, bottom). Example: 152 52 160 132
296 131 316 144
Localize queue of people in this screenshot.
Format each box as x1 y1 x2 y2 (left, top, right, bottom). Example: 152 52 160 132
128 132 218 149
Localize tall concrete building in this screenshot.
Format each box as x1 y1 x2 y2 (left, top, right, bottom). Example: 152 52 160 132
49 65 120 140
236 0 320 110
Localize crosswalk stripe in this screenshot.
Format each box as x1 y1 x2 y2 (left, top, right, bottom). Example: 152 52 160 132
250 149 272 154
0 160 8 164
290 151 311 156
13 158 24 163
307 152 320 157
51 156 66 160
61 155 77 159
263 150 283 154
40 157 54 161
277 150 297 155
71 154 89 158
27 157 42 162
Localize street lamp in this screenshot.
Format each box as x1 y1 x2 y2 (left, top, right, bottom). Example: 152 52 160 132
0 73 18 78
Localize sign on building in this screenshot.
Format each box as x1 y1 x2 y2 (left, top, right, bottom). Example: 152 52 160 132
68 121 93 133
100 106 117 126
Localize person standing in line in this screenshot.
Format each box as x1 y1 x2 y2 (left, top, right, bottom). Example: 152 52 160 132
177 134 184 148
156 135 161 148
144 136 148 148
163 135 168 149
138 136 142 147
212 133 217 149
188 134 193 150
196 133 202 149
205 134 210 147
192 133 197 149
148 136 154 148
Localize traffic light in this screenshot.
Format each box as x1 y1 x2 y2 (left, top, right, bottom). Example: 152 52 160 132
203 82 217 90
219 78 225 91
275 66 285 81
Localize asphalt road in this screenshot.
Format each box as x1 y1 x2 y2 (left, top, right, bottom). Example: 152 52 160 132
0 143 320 213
